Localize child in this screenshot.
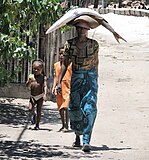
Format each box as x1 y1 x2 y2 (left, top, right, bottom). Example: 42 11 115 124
26 59 48 130
52 47 72 132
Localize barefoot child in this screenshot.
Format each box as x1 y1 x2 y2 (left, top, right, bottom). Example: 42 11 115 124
26 59 48 130
52 47 72 132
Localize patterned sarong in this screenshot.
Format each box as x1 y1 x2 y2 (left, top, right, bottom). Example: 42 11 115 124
69 66 98 144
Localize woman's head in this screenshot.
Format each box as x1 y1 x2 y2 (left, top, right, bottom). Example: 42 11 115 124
74 21 89 37
72 17 91 37
32 59 44 75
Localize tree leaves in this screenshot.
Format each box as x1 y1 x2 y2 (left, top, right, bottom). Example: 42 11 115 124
0 0 63 85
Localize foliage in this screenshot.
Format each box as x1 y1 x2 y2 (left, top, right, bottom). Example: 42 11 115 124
0 0 63 86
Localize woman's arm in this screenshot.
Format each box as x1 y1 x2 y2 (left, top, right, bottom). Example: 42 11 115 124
94 46 99 74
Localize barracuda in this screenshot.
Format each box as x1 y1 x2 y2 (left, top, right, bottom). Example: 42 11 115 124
46 8 126 43
46 8 104 34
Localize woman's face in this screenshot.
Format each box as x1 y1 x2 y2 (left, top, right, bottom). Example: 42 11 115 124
76 26 88 36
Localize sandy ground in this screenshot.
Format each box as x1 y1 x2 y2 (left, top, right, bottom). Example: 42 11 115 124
0 13 149 160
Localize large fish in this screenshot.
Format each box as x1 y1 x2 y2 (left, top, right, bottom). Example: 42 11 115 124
46 8 104 34
46 7 126 43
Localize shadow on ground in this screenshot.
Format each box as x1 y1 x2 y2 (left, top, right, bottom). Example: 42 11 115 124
0 103 61 126
0 140 132 160
91 144 132 151
0 140 63 159
0 101 132 159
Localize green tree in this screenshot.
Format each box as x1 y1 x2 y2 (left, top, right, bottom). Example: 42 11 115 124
0 0 63 86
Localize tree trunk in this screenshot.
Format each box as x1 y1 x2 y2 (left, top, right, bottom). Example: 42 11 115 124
94 0 98 8
39 24 45 61
118 0 122 8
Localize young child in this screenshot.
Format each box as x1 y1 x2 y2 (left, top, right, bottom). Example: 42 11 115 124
52 47 72 132
26 59 48 130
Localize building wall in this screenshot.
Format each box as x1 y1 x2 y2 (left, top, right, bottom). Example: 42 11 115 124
0 83 30 99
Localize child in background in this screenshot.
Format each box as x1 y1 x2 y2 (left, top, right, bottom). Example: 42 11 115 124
52 47 72 132
26 59 48 130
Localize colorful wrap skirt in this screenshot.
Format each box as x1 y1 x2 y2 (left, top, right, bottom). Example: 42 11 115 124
68 67 98 144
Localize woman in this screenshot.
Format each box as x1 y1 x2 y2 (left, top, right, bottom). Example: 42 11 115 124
56 15 126 152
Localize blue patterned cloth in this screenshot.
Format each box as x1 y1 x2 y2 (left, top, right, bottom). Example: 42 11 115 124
68 66 98 144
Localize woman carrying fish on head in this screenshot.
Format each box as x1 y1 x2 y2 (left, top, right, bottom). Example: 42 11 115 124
46 8 126 152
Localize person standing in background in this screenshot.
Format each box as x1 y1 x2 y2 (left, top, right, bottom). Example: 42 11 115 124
52 47 72 132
